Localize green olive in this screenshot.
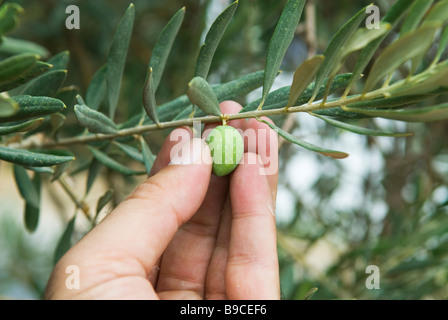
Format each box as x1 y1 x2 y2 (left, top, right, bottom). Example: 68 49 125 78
206 125 244 177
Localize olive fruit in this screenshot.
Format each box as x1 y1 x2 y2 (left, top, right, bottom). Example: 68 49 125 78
206 125 244 177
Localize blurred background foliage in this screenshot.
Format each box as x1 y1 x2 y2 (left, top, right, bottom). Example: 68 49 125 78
0 0 447 300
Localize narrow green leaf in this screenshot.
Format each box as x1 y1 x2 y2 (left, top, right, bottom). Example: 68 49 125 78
14 165 39 208
0 95 65 123
310 5 367 102
149 7 185 91
21 69 67 97
0 53 39 85
434 25 448 64
142 67 159 124
262 120 349 159
311 113 413 137
0 3 23 35
0 36 50 58
25 172 41 232
187 77 221 116
0 96 18 117
85 159 102 196
74 102 118 135
0 117 44 135
342 102 448 123
96 189 114 215
315 94 435 119
107 3 135 118
120 70 265 128
51 162 71 182
87 146 145 176
303 288 318 300
0 146 75 167
140 136 155 175
364 24 439 93
260 0 305 109
54 214 76 264
113 141 144 163
25 166 54 174
242 73 352 113
195 1 238 79
286 55 325 108
400 0 435 36
390 60 448 96
345 0 412 95
47 51 70 70
49 112 66 138
422 0 448 25
0 61 53 92
332 23 391 76
86 65 107 111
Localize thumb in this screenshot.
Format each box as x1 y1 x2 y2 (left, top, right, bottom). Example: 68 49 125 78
58 138 212 278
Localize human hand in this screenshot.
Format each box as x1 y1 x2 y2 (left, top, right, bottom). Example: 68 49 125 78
45 101 279 300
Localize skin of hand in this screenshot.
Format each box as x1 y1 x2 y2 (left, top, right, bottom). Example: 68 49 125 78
45 101 279 300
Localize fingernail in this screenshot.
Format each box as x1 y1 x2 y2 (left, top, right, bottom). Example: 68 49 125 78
169 138 207 165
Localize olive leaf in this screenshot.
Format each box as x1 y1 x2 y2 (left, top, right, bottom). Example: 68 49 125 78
260 0 305 109
74 100 118 135
0 146 74 167
24 172 41 232
195 1 238 79
331 23 391 77
149 7 185 91
242 73 352 113
47 50 70 70
390 60 448 96
0 96 18 117
0 2 23 35
107 3 135 118
262 120 349 160
311 113 413 137
309 5 367 103
86 65 107 111
21 69 67 97
87 146 145 176
422 0 448 26
303 288 319 300
315 94 435 120
96 189 114 217
286 55 325 109
364 23 439 93
85 159 102 196
434 25 448 64
13 165 39 208
0 95 65 123
0 53 39 85
342 102 448 123
0 36 50 58
53 213 76 264
345 0 411 95
113 141 144 163
0 117 44 135
0 61 52 92
142 67 159 124
187 77 221 117
140 136 155 175
120 70 264 127
399 0 435 37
